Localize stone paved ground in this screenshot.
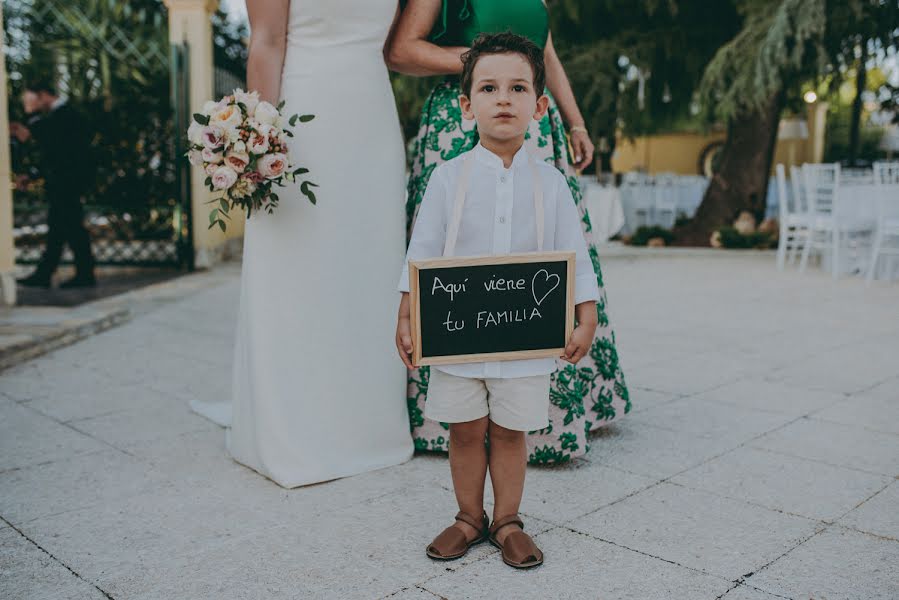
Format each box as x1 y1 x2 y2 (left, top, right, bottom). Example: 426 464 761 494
1 252 897 600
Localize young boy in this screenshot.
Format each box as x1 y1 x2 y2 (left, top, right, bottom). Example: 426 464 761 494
395 32 599 569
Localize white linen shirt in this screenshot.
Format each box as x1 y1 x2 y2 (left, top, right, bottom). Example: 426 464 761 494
398 143 600 379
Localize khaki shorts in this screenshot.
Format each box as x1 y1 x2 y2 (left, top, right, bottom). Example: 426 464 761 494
425 368 551 432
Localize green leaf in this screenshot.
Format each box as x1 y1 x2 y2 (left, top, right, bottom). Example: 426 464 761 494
277 100 286 111
219 199 229 213
299 114 315 122
300 181 318 205
289 114 299 127
293 167 309 175
237 102 247 113
193 113 210 125
284 130 294 137
205 176 212 186
218 220 227 233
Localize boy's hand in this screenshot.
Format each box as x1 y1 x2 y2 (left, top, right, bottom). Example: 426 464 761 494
561 301 598 365
396 292 416 369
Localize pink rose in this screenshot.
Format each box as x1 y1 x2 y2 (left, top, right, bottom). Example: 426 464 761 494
205 163 219 176
211 165 238 190
248 133 270 155
201 147 223 164
257 153 288 179
202 125 226 149
224 151 250 173
243 170 264 183
187 149 203 166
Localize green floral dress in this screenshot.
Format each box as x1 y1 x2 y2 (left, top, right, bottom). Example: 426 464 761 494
405 0 630 464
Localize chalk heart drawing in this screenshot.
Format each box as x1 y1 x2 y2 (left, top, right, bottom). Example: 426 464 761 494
531 269 561 306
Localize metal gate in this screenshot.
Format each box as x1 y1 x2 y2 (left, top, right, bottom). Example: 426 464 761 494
6 0 191 267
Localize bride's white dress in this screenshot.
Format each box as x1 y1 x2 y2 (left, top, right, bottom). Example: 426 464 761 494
195 0 413 488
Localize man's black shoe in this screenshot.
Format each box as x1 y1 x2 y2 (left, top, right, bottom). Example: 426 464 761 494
17 273 51 288
59 276 97 289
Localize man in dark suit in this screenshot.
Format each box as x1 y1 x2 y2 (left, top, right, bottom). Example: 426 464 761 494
11 79 97 288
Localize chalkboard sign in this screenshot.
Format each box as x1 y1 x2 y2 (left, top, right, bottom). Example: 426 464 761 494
409 252 575 366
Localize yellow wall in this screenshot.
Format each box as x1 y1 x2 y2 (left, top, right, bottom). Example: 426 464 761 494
0 9 16 305
611 103 828 176
165 0 243 268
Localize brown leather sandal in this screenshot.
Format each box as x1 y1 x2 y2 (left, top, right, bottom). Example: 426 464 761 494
489 514 544 569
426 511 489 561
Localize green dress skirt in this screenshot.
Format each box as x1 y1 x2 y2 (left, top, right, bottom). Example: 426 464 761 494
404 80 631 464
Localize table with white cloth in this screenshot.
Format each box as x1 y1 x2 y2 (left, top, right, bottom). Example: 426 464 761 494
579 178 626 243
615 176 710 234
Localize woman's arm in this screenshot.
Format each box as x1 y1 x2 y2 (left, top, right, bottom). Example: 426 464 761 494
246 0 289 103
385 0 468 76
544 32 594 170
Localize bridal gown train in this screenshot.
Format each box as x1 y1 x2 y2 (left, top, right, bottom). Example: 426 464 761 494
203 0 413 487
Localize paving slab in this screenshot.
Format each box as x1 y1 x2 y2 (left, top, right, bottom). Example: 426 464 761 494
0 401 108 472
812 385 899 435
749 526 899 600
766 336 899 395
720 584 789 600
568 482 822 581
422 527 732 600
670 446 893 521
0 523 108 600
104 487 536 600
65 393 218 451
838 480 899 540
691 377 847 417
630 395 796 442
585 420 740 480
622 351 754 396
0 448 154 525
750 418 899 477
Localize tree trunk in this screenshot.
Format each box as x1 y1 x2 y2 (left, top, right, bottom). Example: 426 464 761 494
675 92 785 246
849 43 868 165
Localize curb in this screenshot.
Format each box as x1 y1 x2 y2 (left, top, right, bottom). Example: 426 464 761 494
0 307 131 372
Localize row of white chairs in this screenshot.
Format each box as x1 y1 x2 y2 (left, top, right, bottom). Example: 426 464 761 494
775 162 899 283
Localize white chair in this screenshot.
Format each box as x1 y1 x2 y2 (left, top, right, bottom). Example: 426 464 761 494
866 161 899 284
653 175 678 229
775 164 809 270
800 163 876 278
620 176 654 232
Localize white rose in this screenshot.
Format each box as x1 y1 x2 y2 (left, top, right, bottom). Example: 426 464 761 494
187 121 204 145
201 125 226 149
205 163 218 176
257 152 288 179
211 165 239 190
202 100 220 115
255 101 279 126
248 133 270 155
224 151 250 173
233 89 260 117
187 149 203 166
232 140 247 154
225 126 242 144
201 147 223 164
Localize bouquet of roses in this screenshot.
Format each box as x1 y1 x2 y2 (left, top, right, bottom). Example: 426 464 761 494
186 89 317 232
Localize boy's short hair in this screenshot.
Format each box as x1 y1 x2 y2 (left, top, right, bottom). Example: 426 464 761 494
24 78 57 95
460 32 545 98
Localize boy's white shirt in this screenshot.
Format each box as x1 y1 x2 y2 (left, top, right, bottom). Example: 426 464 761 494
399 143 600 380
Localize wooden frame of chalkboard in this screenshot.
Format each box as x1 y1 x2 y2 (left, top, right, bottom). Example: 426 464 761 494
409 252 575 366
